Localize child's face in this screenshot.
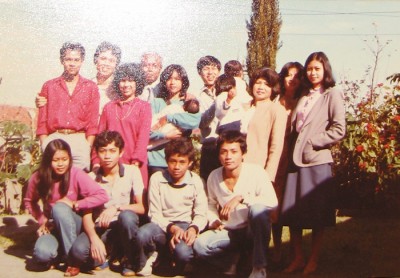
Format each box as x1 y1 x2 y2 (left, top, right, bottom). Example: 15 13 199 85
167 154 193 183
227 87 237 100
97 142 122 171
51 150 70 176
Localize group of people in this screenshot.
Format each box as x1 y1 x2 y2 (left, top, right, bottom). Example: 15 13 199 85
24 41 346 278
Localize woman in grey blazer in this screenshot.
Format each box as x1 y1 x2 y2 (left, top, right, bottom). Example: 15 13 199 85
281 52 346 274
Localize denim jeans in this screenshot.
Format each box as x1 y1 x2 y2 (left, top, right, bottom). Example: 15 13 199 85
69 210 140 267
33 202 82 263
194 204 271 268
135 221 194 272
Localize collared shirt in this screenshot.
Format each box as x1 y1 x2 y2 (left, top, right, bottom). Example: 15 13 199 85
296 87 324 132
36 75 100 137
88 163 144 222
24 167 109 226
148 170 208 233
97 98 151 166
92 75 118 114
139 82 161 103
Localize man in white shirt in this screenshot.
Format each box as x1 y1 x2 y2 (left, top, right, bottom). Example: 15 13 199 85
194 130 278 278
139 52 163 102
197 55 222 181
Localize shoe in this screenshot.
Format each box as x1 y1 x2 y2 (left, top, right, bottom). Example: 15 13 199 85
121 266 135 277
94 260 109 271
303 261 317 275
222 252 240 276
248 267 267 278
64 266 80 277
136 251 158 277
283 260 305 273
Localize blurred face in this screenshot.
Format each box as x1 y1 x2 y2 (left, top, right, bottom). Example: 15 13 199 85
284 67 301 92
199 64 220 87
252 78 272 102
306 60 324 89
167 154 193 183
51 150 70 176
166 70 183 96
62 50 83 77
219 142 243 172
97 142 122 171
119 78 137 101
141 55 162 85
96 49 118 78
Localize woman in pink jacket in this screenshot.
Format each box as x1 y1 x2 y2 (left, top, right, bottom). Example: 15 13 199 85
24 139 108 276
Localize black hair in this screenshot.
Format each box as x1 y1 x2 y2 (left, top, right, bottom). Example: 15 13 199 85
216 130 247 155
93 130 125 152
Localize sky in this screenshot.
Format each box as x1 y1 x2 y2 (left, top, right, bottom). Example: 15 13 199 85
0 0 399 108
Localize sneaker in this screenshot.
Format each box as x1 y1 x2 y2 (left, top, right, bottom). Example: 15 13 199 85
136 252 158 277
121 266 135 277
248 267 267 278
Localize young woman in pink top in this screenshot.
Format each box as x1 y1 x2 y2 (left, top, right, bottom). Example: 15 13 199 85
97 63 152 188
24 139 108 276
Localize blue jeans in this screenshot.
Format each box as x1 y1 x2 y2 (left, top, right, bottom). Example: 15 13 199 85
33 202 82 263
70 210 140 267
194 204 271 268
135 222 194 272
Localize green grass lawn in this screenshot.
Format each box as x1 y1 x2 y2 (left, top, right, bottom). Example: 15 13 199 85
1 214 400 277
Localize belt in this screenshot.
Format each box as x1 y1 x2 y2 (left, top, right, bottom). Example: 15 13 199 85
56 129 84 135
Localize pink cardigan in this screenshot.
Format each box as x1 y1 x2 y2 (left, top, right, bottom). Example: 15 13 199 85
24 167 109 225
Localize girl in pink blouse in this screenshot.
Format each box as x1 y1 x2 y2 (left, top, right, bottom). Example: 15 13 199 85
97 63 152 188
24 139 108 276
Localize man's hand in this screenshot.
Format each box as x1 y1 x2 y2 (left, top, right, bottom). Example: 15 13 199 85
183 226 197 246
169 225 185 250
90 235 107 265
209 219 224 231
98 206 118 228
219 195 242 221
35 94 47 108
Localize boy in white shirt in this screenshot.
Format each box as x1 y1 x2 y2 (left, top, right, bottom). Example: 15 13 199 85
194 130 278 278
135 137 207 276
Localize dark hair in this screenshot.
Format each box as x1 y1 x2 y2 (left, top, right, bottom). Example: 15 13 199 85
279 62 304 98
60 42 85 62
216 130 247 155
183 99 200 114
113 63 146 97
196 55 221 74
303 51 336 89
215 74 236 96
37 139 72 201
224 60 243 77
249 67 280 100
93 41 122 65
159 64 190 100
93 130 125 152
164 137 195 162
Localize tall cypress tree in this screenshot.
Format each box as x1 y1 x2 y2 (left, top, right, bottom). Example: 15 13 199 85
246 0 281 78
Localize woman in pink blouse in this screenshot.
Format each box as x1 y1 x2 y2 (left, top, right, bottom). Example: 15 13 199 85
24 139 108 276
97 63 152 188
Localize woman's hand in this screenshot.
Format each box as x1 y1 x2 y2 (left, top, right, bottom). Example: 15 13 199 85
37 221 52 237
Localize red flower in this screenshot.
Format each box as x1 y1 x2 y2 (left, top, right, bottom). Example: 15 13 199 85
377 83 383 87
356 145 364 152
384 144 390 149
393 115 400 122
359 161 367 169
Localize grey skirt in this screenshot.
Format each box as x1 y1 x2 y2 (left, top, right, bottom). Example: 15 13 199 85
281 163 336 229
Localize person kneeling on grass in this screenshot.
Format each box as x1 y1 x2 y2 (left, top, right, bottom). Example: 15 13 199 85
134 137 208 276
69 131 146 277
194 130 278 278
